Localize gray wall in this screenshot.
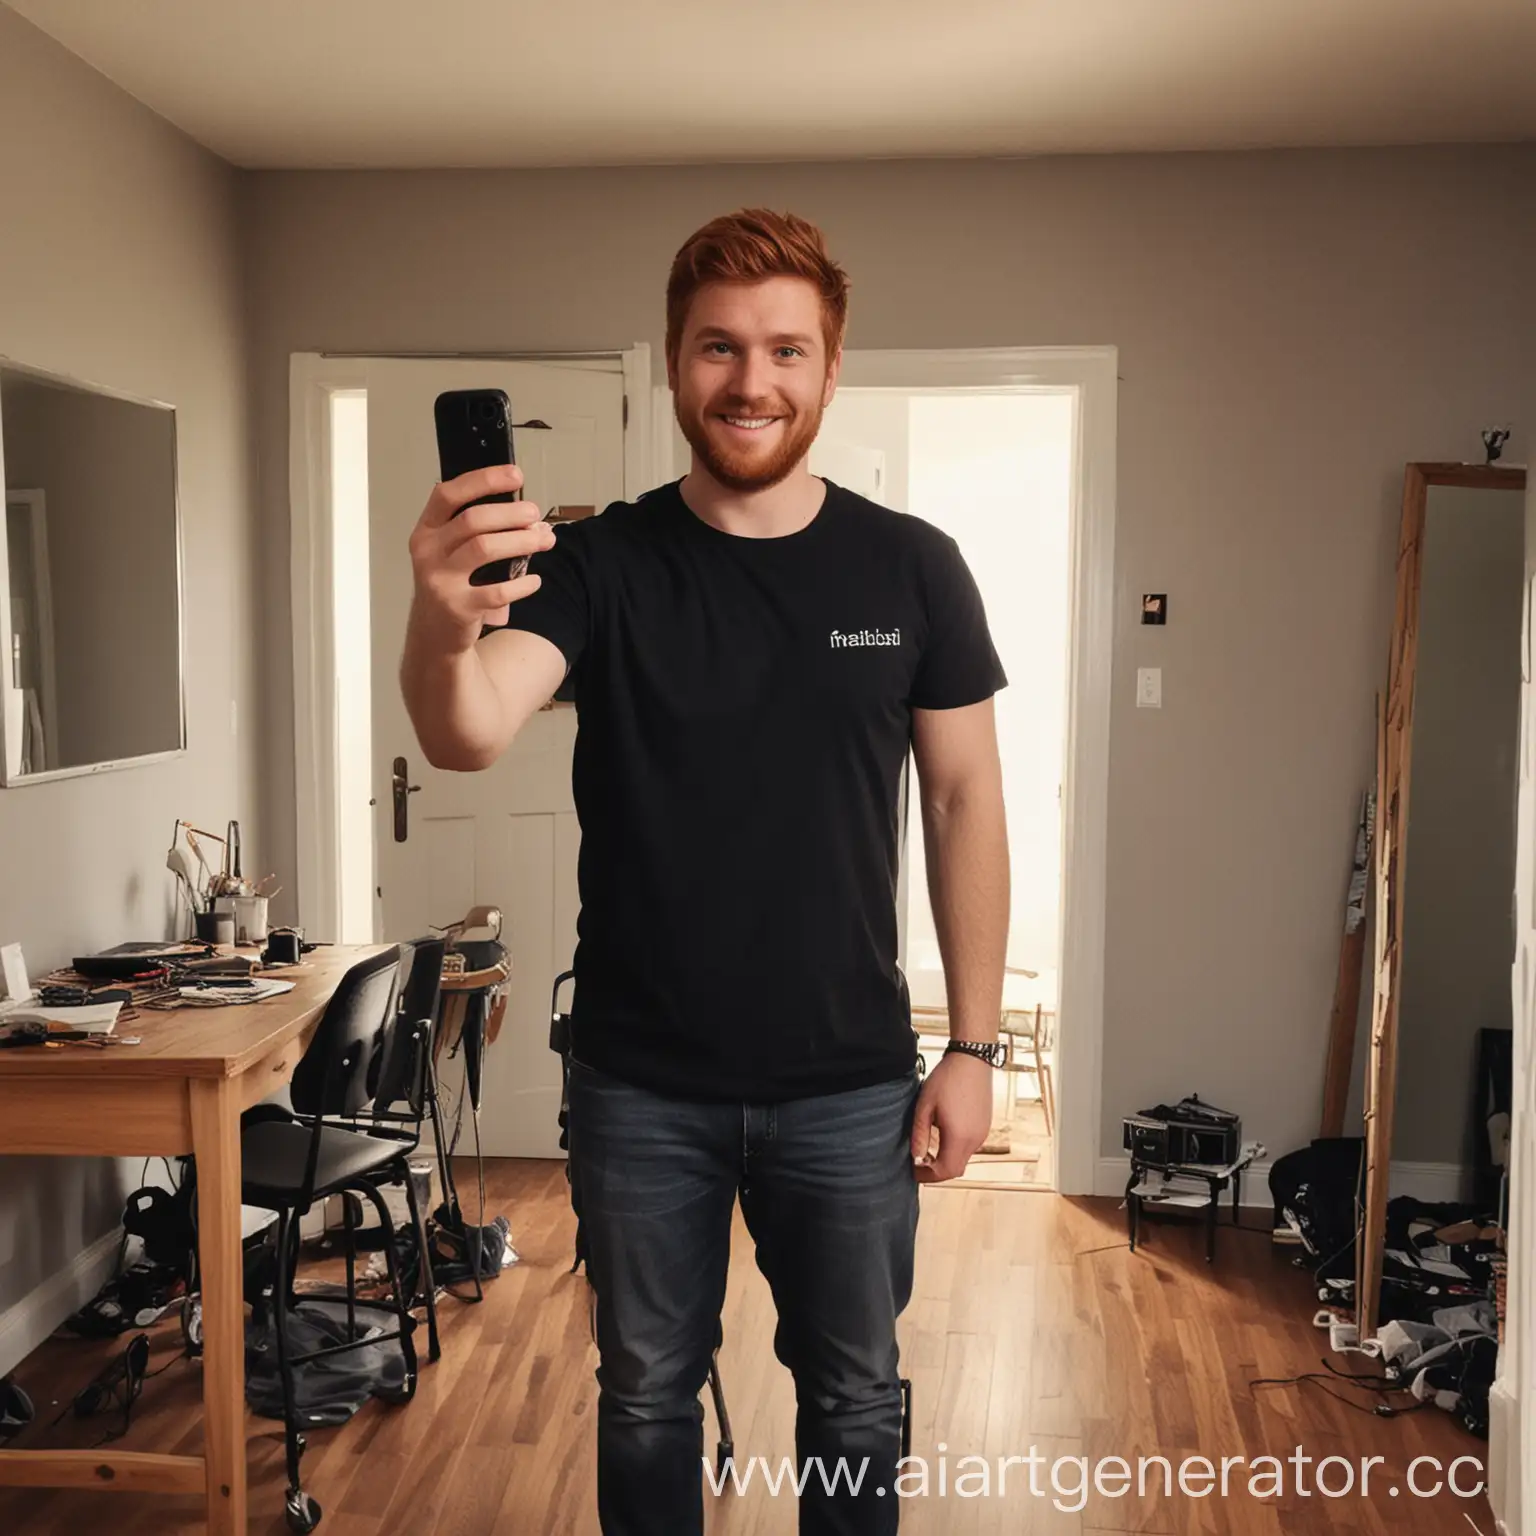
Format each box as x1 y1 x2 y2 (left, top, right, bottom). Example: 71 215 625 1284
1 375 182 769
243 148 1536 1169
1396 486 1525 1165
0 6 259 1327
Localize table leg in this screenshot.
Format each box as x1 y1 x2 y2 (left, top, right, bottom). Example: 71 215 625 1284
1205 1184 1217 1263
189 1077 247 1535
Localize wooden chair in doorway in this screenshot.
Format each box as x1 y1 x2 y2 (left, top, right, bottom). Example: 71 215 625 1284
999 967 1056 1136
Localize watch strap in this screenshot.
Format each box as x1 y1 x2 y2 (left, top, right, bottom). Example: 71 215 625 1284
944 1038 1008 1068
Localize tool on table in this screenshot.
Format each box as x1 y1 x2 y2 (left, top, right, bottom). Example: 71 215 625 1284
36 984 134 1008
180 823 226 903
0 1021 142 1048
165 839 203 918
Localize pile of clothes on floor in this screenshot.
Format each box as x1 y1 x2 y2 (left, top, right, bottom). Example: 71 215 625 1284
1375 1200 1503 1323
244 1294 411 1426
1268 1137 1503 1437
1372 1199 1503 1437
1374 1300 1499 1437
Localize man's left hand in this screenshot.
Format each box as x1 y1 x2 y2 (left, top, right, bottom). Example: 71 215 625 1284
909 1052 995 1183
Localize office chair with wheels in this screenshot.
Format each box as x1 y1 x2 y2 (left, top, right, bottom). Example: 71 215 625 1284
239 945 426 1535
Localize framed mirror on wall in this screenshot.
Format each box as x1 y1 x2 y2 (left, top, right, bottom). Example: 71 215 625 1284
0 360 186 784
1358 460 1528 1341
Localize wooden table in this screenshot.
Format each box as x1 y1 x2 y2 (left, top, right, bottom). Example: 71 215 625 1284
0 944 381 1533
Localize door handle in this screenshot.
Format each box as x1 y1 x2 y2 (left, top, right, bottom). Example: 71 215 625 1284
392 755 421 843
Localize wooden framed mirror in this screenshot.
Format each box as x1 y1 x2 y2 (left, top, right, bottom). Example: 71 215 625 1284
1357 460 1527 1339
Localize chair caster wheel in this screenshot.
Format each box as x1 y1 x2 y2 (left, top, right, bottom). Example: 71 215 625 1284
285 1489 322 1533
377 1368 417 1405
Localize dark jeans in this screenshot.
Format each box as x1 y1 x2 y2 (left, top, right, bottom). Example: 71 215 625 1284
566 1058 921 1536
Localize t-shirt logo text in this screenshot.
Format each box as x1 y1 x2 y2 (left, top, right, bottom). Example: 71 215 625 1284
829 628 901 648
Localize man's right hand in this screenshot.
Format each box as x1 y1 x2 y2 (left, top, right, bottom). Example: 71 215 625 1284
407 464 557 649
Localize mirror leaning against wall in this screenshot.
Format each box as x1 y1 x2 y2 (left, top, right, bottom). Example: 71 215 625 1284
1357 460 1528 1340
0 360 185 784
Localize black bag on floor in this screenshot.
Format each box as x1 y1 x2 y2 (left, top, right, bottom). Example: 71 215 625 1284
428 1200 511 1287
1268 1137 1364 1280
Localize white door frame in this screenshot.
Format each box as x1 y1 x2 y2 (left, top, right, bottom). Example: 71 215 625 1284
657 347 1117 1196
287 345 655 946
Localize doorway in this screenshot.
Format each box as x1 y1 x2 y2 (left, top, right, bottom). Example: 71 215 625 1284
813 389 1074 1188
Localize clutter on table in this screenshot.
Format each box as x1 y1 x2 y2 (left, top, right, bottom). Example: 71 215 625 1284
168 817 282 944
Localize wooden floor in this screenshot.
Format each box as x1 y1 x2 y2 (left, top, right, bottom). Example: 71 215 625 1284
960 1098 1054 1189
0 1160 1495 1535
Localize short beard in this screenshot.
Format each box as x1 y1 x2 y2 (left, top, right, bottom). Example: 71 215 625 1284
675 392 826 494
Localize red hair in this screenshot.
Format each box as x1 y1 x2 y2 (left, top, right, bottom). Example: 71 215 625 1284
665 208 849 367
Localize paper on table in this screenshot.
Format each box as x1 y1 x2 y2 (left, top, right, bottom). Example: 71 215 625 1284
0 1000 121 1033
177 978 296 1004
1131 1173 1214 1207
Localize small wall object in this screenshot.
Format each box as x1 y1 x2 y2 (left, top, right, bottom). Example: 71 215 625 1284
1141 594 1167 626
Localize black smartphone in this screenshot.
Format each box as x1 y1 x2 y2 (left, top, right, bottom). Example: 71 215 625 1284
434 388 523 587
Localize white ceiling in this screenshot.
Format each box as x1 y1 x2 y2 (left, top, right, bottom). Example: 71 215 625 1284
9 0 1535 170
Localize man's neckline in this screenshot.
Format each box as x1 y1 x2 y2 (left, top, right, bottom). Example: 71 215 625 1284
674 475 834 543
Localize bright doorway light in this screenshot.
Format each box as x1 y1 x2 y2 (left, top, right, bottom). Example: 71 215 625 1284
903 391 1074 1017
330 390 374 944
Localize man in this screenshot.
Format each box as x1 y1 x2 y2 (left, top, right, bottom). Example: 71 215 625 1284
401 208 1009 1536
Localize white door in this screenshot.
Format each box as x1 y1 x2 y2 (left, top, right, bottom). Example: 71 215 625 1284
365 357 626 1157
808 440 886 503
1493 476 1535 1534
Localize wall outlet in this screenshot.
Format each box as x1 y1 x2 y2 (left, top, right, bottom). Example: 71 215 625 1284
1136 667 1162 709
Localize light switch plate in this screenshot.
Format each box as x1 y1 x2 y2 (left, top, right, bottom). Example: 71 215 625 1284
1136 667 1162 709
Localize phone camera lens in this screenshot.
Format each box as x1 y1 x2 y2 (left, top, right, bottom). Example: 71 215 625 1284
472 399 501 426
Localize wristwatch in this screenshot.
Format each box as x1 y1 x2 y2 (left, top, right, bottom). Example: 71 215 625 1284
944 1038 1009 1068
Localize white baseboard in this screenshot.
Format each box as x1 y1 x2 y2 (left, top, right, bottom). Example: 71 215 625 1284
1386 1160 1471 1203
0 1228 122 1379
1487 1378 1520 1536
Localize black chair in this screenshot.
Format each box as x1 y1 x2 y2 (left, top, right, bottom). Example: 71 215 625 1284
341 936 446 1362
240 946 428 1535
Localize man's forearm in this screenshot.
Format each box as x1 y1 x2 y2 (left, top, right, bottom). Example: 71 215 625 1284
399 604 507 771
921 785 1009 1042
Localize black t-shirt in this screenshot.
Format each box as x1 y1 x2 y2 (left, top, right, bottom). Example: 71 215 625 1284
503 477 1006 1101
